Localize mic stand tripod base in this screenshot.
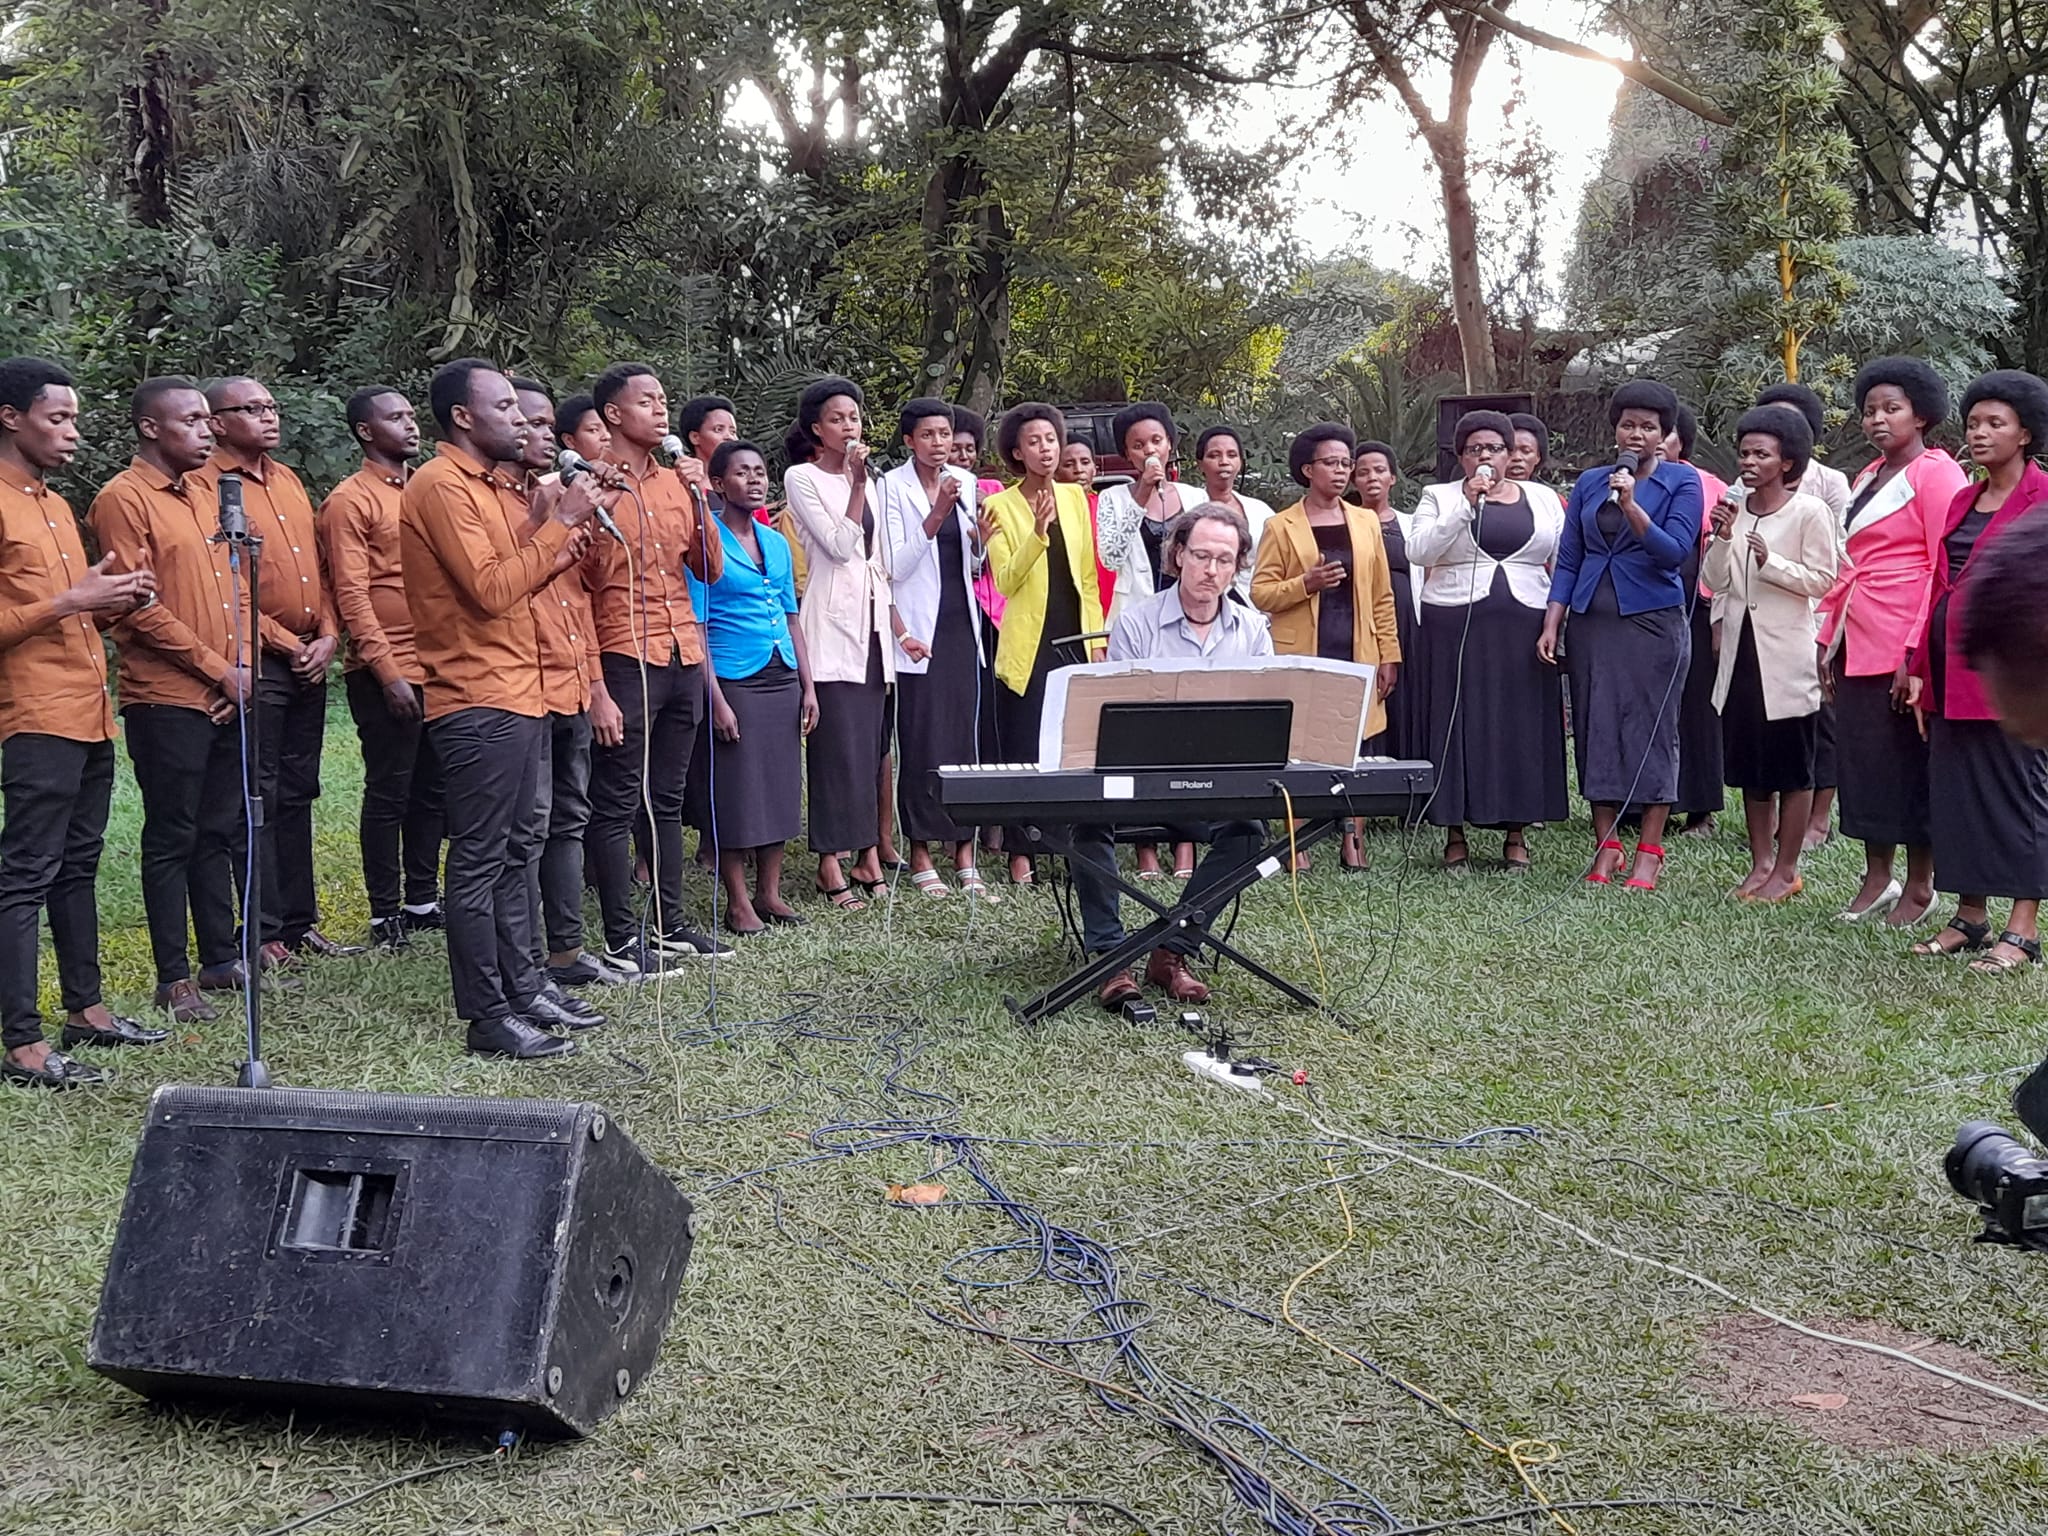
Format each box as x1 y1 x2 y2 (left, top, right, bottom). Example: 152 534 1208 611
237 1058 272 1089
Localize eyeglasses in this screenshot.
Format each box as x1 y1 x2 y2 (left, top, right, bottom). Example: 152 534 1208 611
1179 549 1238 570
1310 456 1354 471
1462 441 1508 455
215 402 280 419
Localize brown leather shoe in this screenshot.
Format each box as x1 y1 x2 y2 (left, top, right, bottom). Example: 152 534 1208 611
1097 970 1142 1011
294 927 367 958
154 978 217 1023
259 940 294 971
1145 950 1211 1004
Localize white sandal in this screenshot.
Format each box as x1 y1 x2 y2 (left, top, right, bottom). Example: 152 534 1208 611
957 867 1002 903
911 868 950 899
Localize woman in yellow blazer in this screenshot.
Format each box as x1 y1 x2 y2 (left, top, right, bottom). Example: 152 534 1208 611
984 402 1106 883
1253 422 1401 871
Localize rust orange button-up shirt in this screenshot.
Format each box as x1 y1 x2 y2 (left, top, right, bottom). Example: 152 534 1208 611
496 473 598 717
193 449 332 653
400 442 574 723
0 478 114 744
88 459 255 712
585 451 721 667
318 462 417 687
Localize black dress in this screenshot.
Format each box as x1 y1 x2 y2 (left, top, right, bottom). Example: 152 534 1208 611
1311 520 1354 661
1365 513 1425 760
1928 506 2048 897
1564 501 1687 805
1418 493 1568 828
896 513 982 844
1673 538 1725 815
995 519 1087 787
1719 622 1819 793
1834 475 1931 845
806 507 888 853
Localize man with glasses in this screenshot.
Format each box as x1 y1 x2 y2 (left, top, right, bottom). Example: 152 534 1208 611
1067 502 1274 1009
197 377 362 961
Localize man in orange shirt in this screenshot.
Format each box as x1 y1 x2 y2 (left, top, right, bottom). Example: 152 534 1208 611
0 357 164 1088
585 362 730 974
401 358 601 1060
320 385 444 951
89 377 257 1022
505 378 636 991
198 376 361 960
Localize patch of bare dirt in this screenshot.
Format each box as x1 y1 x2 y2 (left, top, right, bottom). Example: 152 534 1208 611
1697 1314 2048 1452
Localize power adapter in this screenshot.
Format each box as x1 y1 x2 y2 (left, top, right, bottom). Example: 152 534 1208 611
1183 1048 1268 1097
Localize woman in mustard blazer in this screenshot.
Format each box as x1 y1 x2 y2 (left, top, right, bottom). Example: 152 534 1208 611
1252 422 1400 870
984 402 1106 883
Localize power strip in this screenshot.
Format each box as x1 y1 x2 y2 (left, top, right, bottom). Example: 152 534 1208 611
1183 1049 1268 1098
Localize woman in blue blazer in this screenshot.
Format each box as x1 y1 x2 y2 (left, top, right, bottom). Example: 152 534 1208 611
1537 380 1704 890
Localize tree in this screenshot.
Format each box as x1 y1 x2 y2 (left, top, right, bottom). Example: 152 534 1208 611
1709 0 1855 382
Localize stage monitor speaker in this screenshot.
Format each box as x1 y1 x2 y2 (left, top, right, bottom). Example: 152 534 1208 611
1433 391 1537 483
88 1086 695 1438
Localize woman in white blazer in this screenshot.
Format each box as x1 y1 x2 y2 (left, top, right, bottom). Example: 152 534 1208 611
1406 410 1569 868
1704 407 1840 905
1194 424 1275 596
879 398 996 902
783 376 895 908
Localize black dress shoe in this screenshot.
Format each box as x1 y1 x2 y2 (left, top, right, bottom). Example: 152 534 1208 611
525 989 606 1031
401 903 445 931
370 916 411 952
464 1017 577 1060
1 1049 107 1089
295 927 368 958
61 1015 171 1049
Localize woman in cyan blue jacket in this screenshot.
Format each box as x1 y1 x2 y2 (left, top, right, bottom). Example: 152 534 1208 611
1538 379 1704 891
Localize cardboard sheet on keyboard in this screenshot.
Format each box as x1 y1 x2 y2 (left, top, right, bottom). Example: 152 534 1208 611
1037 656 1375 770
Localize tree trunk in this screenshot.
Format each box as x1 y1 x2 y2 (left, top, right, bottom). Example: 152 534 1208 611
1435 138 1499 392
121 0 175 228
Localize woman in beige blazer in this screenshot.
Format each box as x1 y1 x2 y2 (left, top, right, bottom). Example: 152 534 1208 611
1704 406 1841 904
1252 422 1399 870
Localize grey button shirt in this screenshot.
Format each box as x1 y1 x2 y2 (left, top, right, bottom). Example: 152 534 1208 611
1106 586 1274 662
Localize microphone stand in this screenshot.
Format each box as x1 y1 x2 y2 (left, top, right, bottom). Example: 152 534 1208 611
213 478 271 1090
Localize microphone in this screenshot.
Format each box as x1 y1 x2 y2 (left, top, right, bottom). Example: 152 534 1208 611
660 433 715 518
1470 461 1494 512
555 449 626 543
216 472 248 541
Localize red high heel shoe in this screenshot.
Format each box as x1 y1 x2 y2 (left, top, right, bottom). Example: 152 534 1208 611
1625 842 1666 892
1585 838 1624 885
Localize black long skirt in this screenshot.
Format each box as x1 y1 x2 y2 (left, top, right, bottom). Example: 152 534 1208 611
1364 572 1427 760
1834 670 1930 846
1564 584 1686 805
1719 623 1818 794
995 634 1085 850
897 646 984 846
1812 700 1838 790
1418 571 1567 828
807 636 887 853
1930 717 2048 898
1674 597 1725 814
695 658 803 850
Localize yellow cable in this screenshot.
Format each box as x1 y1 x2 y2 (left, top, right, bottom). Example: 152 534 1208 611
1278 1149 1581 1535
1277 785 1329 996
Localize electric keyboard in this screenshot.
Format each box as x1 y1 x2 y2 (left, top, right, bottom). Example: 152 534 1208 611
936 759 1434 824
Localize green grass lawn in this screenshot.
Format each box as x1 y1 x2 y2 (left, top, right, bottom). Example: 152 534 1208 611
5 707 2048 1535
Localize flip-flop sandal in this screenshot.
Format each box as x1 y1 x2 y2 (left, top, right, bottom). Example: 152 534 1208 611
1913 916 1993 956
1970 930 2043 973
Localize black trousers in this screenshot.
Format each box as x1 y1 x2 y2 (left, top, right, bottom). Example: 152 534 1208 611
125 703 249 985
345 669 445 918
589 652 704 949
430 707 549 1025
532 709 593 958
1068 821 1265 957
255 656 327 945
0 735 114 1048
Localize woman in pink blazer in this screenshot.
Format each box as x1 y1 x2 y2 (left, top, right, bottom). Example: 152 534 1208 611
1814 357 1970 927
1905 371 2048 968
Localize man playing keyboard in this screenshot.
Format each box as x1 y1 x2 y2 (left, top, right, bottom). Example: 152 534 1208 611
1071 502 1271 1008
